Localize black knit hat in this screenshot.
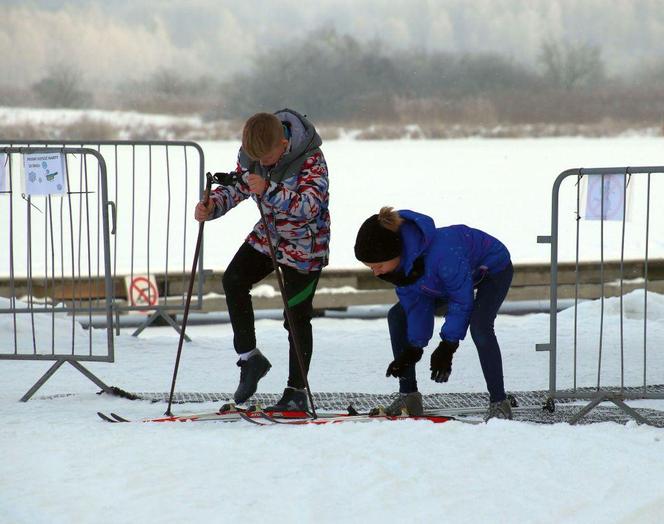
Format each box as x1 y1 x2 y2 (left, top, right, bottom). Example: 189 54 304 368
354 214 402 263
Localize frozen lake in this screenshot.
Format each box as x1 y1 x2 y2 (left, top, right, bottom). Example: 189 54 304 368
2 136 664 278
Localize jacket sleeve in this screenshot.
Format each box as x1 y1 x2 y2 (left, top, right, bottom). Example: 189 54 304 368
438 256 474 342
396 287 437 348
260 152 328 220
207 153 252 219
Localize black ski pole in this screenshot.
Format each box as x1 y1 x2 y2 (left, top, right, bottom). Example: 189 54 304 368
165 173 214 416
255 195 318 419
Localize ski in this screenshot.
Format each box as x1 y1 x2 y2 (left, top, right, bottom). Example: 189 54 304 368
239 412 273 425
255 411 482 425
97 403 510 425
96 404 314 424
97 412 117 423
254 413 470 426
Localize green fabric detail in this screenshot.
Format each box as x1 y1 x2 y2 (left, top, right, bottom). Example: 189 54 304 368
287 279 317 308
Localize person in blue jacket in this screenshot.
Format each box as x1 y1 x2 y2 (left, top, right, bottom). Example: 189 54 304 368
354 207 514 420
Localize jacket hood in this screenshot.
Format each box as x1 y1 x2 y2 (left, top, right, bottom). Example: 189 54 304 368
398 210 436 274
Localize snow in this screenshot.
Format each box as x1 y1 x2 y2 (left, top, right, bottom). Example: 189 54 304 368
1 136 664 523
2 287 664 523
0 106 203 132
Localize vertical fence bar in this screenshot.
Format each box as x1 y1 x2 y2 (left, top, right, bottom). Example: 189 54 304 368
164 145 171 306
130 145 136 300
147 145 153 305
83 153 93 355
95 149 115 361
182 146 188 307
597 173 605 390
26 192 36 354
643 172 651 393
48 195 56 354
573 174 582 391
77 149 84 311
618 170 629 392
96 145 102 310
8 155 18 354
113 145 118 283
548 171 569 396
65 155 77 354
113 145 119 334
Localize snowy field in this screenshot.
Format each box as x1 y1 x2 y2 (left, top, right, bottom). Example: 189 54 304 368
1 288 664 523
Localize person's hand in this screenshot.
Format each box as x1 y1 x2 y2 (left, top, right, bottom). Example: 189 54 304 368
386 346 423 378
247 174 268 196
430 340 459 382
194 199 215 222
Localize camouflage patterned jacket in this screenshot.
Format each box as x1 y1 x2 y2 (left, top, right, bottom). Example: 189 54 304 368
208 109 330 272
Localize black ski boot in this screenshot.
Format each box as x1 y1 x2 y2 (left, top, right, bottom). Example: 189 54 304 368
266 387 309 412
233 350 271 404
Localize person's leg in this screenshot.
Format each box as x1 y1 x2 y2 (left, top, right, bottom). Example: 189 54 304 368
280 266 321 390
222 243 275 404
222 242 274 354
387 303 418 394
469 263 513 403
382 303 424 415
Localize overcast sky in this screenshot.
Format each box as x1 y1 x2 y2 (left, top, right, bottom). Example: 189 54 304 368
2 0 664 87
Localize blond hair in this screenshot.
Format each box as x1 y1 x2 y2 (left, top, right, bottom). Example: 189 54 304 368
242 113 284 160
377 206 403 232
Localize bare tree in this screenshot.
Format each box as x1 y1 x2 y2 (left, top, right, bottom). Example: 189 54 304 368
32 64 92 108
538 39 605 90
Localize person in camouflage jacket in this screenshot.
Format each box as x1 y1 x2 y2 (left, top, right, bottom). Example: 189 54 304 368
195 109 330 411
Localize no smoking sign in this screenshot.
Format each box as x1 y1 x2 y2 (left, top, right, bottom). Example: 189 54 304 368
125 275 160 310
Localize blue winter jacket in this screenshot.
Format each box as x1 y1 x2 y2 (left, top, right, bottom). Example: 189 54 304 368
394 210 511 347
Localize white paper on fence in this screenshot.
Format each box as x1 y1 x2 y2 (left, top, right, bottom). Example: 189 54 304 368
583 174 627 221
22 152 67 196
0 153 7 191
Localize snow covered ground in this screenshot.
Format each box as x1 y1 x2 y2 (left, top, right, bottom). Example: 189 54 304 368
1 289 664 523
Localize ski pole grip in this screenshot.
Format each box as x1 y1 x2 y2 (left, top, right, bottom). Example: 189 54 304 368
203 172 214 204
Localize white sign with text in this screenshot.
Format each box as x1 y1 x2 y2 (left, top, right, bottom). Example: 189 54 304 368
22 153 67 196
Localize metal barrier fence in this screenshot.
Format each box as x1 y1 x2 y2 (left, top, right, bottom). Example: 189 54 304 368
0 147 114 400
537 166 664 424
0 140 205 339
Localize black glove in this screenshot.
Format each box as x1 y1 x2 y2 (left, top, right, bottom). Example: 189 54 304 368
386 346 423 378
430 340 459 382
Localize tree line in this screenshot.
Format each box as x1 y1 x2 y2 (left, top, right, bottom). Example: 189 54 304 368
10 30 664 130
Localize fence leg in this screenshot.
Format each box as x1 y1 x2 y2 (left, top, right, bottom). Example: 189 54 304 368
609 398 651 425
568 396 605 424
20 360 66 401
131 311 191 342
68 360 112 394
20 359 113 401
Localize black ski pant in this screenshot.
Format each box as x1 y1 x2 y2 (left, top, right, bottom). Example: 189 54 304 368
222 242 320 389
